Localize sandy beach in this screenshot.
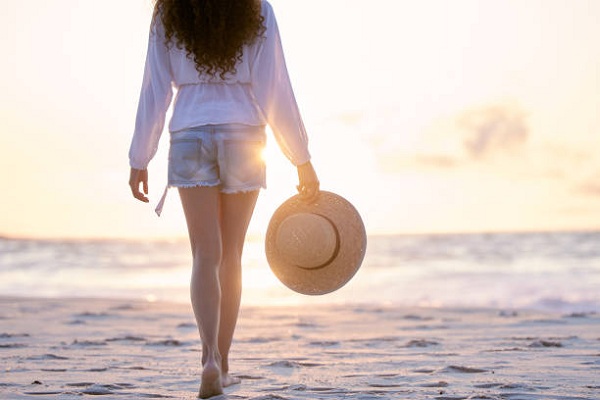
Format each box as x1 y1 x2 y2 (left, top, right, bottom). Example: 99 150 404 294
1 296 599 399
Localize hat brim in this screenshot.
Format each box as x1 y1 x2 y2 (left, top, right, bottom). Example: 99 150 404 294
265 191 367 295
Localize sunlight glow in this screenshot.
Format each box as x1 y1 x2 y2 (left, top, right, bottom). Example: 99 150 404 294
1 0 600 238
243 268 280 290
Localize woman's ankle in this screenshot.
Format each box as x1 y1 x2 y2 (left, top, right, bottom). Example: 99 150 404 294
202 348 222 367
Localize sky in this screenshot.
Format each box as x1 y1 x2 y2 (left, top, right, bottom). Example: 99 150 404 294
1 0 599 239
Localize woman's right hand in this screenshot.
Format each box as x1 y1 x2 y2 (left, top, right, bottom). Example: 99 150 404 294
296 161 320 203
129 168 149 203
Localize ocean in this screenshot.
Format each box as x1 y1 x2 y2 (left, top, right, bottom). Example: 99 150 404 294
1 231 599 313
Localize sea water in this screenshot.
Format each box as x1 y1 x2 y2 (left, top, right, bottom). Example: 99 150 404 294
1 231 599 313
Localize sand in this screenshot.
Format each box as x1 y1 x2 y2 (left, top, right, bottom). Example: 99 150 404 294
1 296 599 399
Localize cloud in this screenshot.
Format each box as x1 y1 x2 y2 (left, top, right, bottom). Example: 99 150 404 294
358 102 531 173
457 103 529 159
340 102 600 197
413 154 458 169
578 183 600 196
575 171 600 198
377 153 458 174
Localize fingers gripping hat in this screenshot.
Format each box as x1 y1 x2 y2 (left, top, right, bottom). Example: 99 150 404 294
265 191 367 295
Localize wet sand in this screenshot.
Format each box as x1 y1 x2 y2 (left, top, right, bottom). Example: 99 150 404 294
1 296 599 399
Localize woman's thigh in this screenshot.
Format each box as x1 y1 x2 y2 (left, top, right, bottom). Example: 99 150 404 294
220 190 260 258
178 186 222 263
178 186 258 262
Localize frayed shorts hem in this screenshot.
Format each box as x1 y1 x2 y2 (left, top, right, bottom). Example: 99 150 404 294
168 181 220 189
170 182 265 194
221 184 266 194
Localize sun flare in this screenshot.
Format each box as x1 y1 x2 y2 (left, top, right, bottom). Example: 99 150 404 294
1 0 600 238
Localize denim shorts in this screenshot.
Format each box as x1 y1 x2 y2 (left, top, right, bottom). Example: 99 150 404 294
167 124 267 193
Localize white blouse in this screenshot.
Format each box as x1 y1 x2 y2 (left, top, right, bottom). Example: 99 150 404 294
129 0 311 170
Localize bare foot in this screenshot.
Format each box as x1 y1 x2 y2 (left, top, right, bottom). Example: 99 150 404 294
222 372 241 388
198 359 223 399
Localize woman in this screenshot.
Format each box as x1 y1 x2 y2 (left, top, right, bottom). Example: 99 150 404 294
127 0 319 397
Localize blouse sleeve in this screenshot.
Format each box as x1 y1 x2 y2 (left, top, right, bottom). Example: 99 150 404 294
129 16 174 170
251 2 311 166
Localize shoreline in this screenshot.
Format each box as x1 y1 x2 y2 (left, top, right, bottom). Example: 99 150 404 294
1 296 599 399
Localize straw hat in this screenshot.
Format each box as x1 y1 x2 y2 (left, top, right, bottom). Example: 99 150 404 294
265 191 367 295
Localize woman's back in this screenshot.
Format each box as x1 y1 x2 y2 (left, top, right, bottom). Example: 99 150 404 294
130 0 310 171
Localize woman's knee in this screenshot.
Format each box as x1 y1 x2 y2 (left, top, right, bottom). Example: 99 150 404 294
220 247 241 267
192 247 222 274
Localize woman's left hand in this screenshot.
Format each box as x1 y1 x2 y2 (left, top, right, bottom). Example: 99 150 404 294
129 168 149 203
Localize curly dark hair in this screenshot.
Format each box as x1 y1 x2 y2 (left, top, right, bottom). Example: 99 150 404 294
155 0 265 78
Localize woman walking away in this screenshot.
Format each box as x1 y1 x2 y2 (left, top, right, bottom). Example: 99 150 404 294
128 0 319 398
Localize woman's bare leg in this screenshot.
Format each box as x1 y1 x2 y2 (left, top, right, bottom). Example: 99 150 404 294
218 190 259 386
179 187 259 394
178 186 224 399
